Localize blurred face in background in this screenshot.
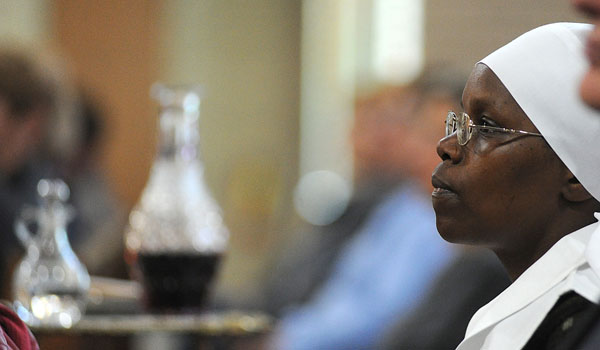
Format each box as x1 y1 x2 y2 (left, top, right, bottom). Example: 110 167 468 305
0 98 48 176
351 86 454 190
351 88 418 184
572 0 600 109
396 94 456 191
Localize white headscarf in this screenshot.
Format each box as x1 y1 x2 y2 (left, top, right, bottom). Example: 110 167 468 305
479 22 600 201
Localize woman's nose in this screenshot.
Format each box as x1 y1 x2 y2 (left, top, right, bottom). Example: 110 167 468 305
436 133 463 164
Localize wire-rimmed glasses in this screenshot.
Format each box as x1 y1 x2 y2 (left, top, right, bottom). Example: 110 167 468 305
445 111 543 146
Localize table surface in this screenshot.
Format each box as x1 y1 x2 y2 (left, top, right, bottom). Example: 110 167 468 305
31 311 273 336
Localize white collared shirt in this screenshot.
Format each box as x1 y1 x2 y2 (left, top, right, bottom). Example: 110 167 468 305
457 221 600 350
586 213 600 280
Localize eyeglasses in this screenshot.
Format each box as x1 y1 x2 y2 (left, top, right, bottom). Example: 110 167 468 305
445 111 544 146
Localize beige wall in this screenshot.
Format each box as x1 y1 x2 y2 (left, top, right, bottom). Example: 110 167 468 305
52 0 162 209
156 1 301 303
426 0 586 74
158 0 301 210
0 0 49 45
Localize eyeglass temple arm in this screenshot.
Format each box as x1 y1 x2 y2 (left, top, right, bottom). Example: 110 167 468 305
472 125 543 137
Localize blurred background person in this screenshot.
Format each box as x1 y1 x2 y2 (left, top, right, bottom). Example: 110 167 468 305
0 47 57 300
0 44 131 349
573 0 600 110
378 248 510 349
262 69 462 350
53 89 128 279
0 43 127 301
257 82 435 317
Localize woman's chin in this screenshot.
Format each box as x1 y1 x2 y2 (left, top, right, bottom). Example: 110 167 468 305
435 218 486 247
435 217 463 244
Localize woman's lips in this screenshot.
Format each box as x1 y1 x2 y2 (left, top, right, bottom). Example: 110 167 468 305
432 187 455 197
431 175 457 198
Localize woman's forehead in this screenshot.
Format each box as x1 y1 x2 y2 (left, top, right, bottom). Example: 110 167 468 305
464 65 512 109
465 64 504 93
463 64 534 128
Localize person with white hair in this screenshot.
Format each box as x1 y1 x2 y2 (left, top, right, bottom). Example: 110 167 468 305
431 22 600 349
572 0 600 109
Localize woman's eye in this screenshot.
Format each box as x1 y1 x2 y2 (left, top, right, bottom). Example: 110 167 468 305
479 126 495 134
478 118 497 134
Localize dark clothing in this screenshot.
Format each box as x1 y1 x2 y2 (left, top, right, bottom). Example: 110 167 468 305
0 161 53 299
524 291 599 350
379 249 511 350
579 312 600 350
261 181 394 316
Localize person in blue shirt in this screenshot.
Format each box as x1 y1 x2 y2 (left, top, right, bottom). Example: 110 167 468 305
265 71 462 350
271 183 454 350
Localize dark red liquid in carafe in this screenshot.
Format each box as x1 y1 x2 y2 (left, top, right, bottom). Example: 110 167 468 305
137 253 221 312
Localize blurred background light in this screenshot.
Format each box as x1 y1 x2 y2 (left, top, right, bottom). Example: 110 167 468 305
294 170 352 226
372 0 424 84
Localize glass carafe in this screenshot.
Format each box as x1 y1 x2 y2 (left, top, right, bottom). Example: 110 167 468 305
124 84 228 313
12 179 90 328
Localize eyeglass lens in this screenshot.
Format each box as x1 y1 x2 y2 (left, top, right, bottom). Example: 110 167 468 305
457 112 471 145
445 112 456 136
445 111 472 146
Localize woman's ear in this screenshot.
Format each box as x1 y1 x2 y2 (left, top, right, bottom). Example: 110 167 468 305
561 170 594 202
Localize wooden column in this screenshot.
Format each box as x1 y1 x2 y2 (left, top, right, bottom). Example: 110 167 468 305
52 0 161 208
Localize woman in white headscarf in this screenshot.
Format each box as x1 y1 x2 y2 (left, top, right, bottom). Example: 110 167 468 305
431 22 600 349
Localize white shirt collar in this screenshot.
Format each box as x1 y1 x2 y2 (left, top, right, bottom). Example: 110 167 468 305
461 221 600 348
585 213 600 277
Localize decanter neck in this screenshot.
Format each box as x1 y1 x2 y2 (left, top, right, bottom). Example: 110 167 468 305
157 106 201 162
